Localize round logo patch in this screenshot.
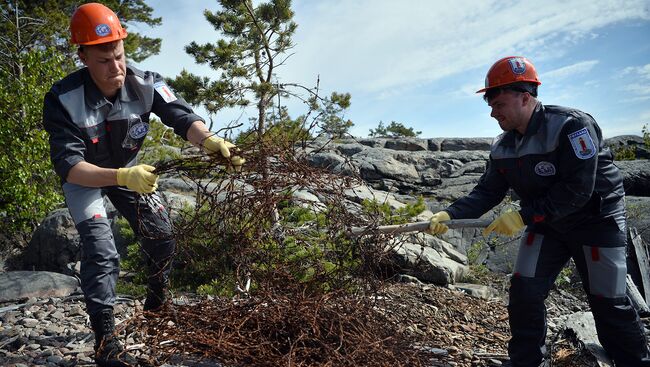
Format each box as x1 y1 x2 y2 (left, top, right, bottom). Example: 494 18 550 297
129 122 149 139
508 57 526 75
95 24 111 37
534 161 556 176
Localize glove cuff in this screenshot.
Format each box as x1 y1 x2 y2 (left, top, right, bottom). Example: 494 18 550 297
116 168 127 186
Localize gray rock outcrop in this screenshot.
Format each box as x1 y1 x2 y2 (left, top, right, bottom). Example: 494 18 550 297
0 271 80 302
19 135 650 285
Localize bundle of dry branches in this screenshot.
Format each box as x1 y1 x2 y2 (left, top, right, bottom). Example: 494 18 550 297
128 137 437 366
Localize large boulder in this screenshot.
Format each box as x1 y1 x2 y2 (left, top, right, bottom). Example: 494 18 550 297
606 135 650 159
21 205 129 274
0 271 80 302
389 234 469 285
626 196 650 245
22 209 82 273
615 160 650 196
440 138 492 152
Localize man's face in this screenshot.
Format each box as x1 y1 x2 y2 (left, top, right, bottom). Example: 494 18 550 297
79 40 126 98
487 90 527 133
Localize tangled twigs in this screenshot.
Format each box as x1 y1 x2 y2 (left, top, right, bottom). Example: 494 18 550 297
130 137 433 365
134 288 437 367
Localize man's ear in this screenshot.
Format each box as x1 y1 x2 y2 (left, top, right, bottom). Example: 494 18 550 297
78 49 87 65
521 92 531 106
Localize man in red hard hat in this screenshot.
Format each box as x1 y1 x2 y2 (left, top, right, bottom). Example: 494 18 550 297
428 56 650 366
43 3 242 366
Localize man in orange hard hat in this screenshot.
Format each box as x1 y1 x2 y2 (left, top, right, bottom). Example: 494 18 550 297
428 56 650 366
43 3 242 366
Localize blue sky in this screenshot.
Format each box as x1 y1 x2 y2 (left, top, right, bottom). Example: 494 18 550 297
133 0 650 138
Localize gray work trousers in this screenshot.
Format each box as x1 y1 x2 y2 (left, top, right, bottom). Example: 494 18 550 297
508 211 650 367
63 183 175 317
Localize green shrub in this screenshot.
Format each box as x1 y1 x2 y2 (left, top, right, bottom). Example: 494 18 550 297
0 49 67 248
361 197 426 225
461 264 491 284
613 146 637 161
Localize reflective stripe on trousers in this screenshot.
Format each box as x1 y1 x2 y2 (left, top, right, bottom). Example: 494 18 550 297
64 183 175 317
508 222 650 367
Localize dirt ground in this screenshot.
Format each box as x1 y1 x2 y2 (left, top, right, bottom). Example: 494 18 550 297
377 271 622 366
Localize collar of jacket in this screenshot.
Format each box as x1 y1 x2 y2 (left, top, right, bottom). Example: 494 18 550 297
499 101 545 147
82 66 138 110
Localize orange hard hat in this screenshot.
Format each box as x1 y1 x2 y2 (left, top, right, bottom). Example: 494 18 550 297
476 56 541 93
70 3 127 45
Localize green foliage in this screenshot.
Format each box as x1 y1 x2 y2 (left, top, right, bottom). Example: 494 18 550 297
318 92 354 138
466 240 486 265
612 124 650 161
0 1 162 71
138 117 185 165
116 218 146 279
361 197 426 225
116 280 147 298
461 264 491 284
0 49 66 245
167 0 351 145
369 120 421 138
168 0 298 133
554 261 579 290
235 106 312 146
613 146 637 161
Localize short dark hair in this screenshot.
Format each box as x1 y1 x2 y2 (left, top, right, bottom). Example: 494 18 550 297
484 82 538 103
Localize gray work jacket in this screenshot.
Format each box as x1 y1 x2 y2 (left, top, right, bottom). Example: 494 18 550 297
43 65 202 182
446 102 625 234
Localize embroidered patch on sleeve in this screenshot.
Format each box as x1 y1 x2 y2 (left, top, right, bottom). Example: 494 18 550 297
154 81 177 103
568 127 596 160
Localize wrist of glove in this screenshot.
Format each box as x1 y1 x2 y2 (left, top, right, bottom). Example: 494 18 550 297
117 164 158 194
483 210 525 237
427 211 451 235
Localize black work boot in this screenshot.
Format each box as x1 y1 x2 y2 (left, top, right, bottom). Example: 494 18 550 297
143 283 168 312
90 308 137 367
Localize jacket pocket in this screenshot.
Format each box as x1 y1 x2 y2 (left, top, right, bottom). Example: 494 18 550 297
80 123 111 165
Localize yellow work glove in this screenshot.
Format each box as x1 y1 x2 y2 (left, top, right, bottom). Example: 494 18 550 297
427 211 451 235
203 136 235 157
116 164 158 194
483 211 525 237
203 136 245 171
228 156 246 172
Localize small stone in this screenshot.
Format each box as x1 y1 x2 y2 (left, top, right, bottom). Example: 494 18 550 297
77 355 94 363
47 355 64 364
68 305 85 317
428 347 448 355
33 311 48 320
21 318 39 328
50 311 65 320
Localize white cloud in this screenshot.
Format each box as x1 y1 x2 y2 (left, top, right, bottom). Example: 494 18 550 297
622 64 650 80
136 0 650 138
618 63 650 101
286 0 650 95
541 60 600 80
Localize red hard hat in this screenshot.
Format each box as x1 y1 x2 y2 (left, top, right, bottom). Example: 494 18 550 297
476 56 541 93
70 3 127 45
